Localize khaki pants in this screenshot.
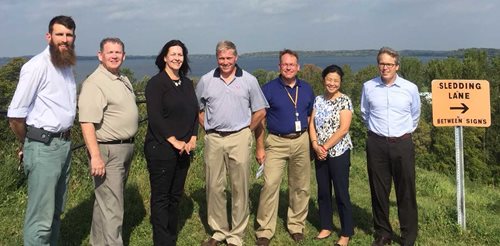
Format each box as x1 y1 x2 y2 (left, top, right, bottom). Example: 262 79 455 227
255 133 311 239
90 143 134 246
204 128 252 246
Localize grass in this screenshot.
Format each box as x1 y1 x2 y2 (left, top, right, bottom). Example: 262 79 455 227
0 128 499 245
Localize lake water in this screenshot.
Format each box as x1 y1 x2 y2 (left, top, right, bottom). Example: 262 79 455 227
2 55 444 83
74 55 380 83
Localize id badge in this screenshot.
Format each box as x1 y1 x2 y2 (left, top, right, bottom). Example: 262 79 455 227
295 120 301 132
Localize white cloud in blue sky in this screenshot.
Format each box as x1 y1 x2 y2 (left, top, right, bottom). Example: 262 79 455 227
0 0 498 56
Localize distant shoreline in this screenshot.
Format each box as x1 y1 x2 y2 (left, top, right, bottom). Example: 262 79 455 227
2 48 500 60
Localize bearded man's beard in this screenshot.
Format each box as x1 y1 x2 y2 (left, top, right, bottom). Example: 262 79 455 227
50 41 76 68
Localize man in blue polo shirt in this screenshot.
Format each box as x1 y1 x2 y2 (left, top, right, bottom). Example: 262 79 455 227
254 49 315 246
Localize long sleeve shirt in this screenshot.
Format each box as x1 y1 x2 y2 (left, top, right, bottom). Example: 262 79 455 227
360 74 421 137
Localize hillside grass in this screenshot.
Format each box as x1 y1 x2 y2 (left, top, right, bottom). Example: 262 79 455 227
0 127 499 245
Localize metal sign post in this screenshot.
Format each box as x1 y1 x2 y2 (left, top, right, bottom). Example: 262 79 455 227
432 80 491 230
455 126 466 230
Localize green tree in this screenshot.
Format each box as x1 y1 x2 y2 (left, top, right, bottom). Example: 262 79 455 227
0 57 27 109
298 64 323 95
462 49 488 79
485 56 500 184
0 57 28 196
424 57 463 83
121 67 137 84
253 69 279 85
347 65 378 152
400 57 426 91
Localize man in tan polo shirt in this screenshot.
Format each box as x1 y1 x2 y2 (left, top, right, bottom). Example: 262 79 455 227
78 37 139 245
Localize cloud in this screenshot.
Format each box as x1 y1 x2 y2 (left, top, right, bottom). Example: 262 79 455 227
245 0 307 14
0 0 499 57
311 15 343 24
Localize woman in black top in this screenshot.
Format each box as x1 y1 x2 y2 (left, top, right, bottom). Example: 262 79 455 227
144 40 199 246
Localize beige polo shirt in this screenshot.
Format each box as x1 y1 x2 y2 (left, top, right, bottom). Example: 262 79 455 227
78 64 139 141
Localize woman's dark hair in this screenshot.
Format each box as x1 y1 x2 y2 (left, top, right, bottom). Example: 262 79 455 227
321 64 344 81
155 40 190 76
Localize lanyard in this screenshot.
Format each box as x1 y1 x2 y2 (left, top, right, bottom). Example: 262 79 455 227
284 85 299 120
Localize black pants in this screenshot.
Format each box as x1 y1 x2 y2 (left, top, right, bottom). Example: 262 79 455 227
148 155 190 246
315 149 354 237
366 134 418 246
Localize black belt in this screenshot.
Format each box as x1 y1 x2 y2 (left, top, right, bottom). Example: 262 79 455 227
26 125 71 143
368 131 411 143
99 137 135 144
206 127 247 137
270 130 306 139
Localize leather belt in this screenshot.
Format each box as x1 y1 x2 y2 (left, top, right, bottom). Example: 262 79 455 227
52 130 71 139
26 125 71 141
270 130 306 139
206 127 247 137
368 131 411 143
99 137 135 144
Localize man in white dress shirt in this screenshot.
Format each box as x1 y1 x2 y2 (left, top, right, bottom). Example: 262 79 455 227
8 15 77 246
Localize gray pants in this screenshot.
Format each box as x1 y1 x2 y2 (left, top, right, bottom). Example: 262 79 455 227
90 143 134 246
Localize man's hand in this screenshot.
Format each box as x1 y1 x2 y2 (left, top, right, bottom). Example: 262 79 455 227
255 147 266 165
16 145 24 172
90 156 106 177
16 144 23 160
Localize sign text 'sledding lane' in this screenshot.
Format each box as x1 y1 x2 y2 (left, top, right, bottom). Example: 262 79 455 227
431 80 491 127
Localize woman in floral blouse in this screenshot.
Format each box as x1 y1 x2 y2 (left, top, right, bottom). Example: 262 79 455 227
309 64 354 246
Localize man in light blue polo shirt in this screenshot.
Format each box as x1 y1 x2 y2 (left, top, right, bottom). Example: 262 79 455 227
8 15 77 245
196 40 268 246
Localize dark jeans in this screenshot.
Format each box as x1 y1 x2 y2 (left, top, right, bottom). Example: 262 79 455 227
148 155 190 246
366 134 418 246
315 149 354 236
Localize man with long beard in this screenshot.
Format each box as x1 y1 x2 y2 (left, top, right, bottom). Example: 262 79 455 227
8 15 77 245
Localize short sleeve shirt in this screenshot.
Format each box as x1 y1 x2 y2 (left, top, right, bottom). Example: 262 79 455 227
313 94 353 157
262 77 315 134
8 46 76 132
78 64 139 141
196 65 268 131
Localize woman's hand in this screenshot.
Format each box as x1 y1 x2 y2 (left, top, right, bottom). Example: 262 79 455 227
312 142 327 161
168 137 187 154
184 137 197 155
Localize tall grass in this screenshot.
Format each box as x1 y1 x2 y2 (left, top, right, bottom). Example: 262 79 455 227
0 125 499 245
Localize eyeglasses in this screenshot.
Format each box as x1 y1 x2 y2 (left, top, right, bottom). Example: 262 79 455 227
378 63 396 68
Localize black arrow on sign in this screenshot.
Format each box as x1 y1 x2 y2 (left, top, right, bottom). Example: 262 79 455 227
450 103 469 113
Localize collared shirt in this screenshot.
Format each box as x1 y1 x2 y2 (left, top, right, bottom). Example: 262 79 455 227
196 65 269 131
8 46 76 132
78 64 139 141
313 94 353 157
360 74 421 137
262 76 315 135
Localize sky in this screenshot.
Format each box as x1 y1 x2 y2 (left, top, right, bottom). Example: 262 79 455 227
0 0 498 57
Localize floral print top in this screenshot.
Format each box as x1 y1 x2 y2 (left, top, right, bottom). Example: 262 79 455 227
313 93 353 157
